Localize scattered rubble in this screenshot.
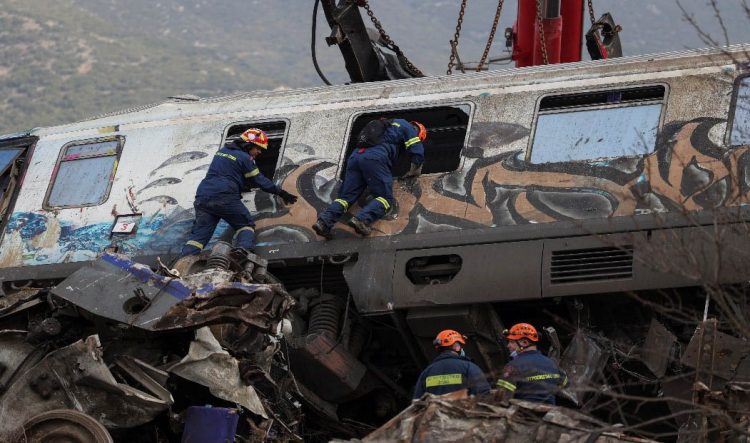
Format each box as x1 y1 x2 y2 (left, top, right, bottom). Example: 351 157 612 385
1 245 749 441
351 391 656 443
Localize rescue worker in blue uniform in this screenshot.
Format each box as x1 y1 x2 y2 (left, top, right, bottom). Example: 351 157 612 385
413 329 491 399
180 128 298 257
496 323 567 404
312 118 427 238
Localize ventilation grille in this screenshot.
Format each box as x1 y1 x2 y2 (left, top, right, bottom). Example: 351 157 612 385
550 246 633 284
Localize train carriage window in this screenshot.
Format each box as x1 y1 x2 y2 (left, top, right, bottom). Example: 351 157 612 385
224 121 287 181
730 76 750 146
0 148 25 215
341 105 470 179
45 137 123 208
529 86 666 164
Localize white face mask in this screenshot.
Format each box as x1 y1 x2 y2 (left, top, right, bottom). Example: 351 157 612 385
510 350 518 359
459 348 466 357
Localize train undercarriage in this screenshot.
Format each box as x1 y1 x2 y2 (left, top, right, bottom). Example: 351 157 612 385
2 222 750 442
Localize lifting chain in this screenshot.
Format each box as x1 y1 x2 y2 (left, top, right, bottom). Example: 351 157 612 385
587 0 597 25
476 0 505 72
447 0 468 75
535 0 549 65
359 0 424 77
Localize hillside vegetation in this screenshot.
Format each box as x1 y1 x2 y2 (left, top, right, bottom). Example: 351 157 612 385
1 0 747 134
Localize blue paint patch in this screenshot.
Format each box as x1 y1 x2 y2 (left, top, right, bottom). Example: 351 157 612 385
101 253 192 300
6 212 48 237
3 210 236 267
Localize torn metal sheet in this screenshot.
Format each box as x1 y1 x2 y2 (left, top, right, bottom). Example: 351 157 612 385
168 327 268 419
51 253 294 332
559 329 608 405
359 392 656 443
114 355 173 404
681 320 750 382
0 335 168 440
0 288 43 319
640 318 677 378
0 330 44 393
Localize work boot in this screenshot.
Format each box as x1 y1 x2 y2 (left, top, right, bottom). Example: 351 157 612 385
312 220 333 239
348 217 371 236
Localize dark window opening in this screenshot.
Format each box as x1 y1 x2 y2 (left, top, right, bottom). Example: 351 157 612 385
225 121 287 180
342 105 470 179
0 147 27 219
539 85 666 111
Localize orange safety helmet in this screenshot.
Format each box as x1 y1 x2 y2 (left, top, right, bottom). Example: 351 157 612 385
504 323 539 342
411 121 427 142
433 329 466 349
239 128 269 150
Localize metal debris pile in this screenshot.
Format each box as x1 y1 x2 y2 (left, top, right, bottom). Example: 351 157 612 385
0 246 303 442
349 391 655 443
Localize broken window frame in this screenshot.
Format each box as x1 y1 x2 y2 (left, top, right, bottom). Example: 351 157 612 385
0 140 33 236
339 103 473 179
727 74 750 147
223 119 289 183
527 84 668 164
43 136 124 210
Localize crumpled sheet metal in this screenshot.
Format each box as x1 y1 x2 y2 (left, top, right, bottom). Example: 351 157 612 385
362 392 656 443
154 282 293 333
51 253 294 333
0 335 168 440
0 330 43 392
168 327 268 419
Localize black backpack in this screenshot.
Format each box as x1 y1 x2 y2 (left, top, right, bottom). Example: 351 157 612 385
357 118 388 147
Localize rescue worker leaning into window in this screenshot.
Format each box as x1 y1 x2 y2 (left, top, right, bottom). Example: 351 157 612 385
413 329 491 399
312 118 426 238
496 323 567 404
180 128 298 257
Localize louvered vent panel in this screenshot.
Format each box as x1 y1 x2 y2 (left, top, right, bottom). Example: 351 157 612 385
550 246 633 284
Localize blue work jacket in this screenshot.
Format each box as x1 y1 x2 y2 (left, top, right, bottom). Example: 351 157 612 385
195 145 279 199
366 118 425 170
496 350 567 404
413 351 491 399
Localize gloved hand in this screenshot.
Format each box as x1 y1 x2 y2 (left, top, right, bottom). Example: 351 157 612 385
278 189 298 205
402 162 423 179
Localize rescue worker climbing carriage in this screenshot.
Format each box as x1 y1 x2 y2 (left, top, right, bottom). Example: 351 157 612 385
181 128 298 258
313 118 427 238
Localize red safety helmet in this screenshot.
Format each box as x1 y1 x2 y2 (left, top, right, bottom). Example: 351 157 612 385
504 323 539 342
433 329 466 349
411 121 427 142
239 128 269 150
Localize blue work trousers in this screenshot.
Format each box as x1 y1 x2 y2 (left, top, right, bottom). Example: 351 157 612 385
319 149 394 228
180 196 256 256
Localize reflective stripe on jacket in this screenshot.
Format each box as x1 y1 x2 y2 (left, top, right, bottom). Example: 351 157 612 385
367 118 425 170
413 351 491 399
196 145 279 199
496 350 567 404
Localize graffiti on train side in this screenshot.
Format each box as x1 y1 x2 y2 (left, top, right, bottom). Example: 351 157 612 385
255 117 750 237
2 118 749 267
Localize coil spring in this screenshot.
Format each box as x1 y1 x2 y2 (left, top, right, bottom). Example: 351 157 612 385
308 294 344 337
207 241 233 270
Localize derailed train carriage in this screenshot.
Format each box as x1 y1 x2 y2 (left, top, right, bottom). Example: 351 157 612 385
0 44 749 438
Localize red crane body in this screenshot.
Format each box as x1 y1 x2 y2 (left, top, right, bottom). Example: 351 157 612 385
514 0 585 67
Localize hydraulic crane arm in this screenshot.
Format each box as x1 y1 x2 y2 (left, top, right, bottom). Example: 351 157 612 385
319 0 417 83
